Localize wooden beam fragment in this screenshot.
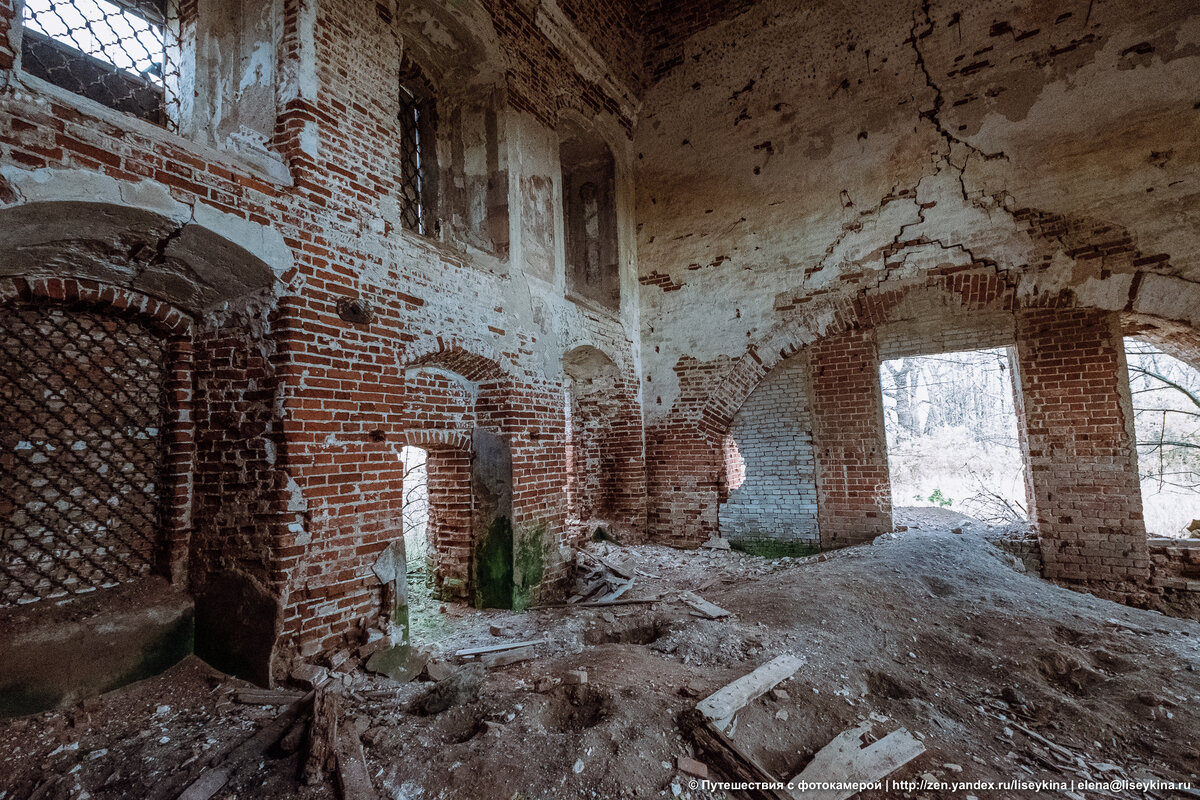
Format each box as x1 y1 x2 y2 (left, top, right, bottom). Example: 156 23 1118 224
680 590 730 619
481 645 537 669
173 688 316 800
303 686 340 786
455 638 547 657
696 654 803 731
787 722 925 800
680 709 790 800
334 722 376 800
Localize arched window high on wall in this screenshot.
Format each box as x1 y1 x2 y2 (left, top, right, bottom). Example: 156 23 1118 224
398 54 439 236
559 120 619 311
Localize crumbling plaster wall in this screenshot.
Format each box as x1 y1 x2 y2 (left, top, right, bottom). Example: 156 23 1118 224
635 0 1200 552
0 0 648 681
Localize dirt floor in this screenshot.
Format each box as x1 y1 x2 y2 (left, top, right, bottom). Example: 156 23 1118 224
2 512 1199 800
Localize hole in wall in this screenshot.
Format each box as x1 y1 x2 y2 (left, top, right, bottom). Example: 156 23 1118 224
1123 339 1200 538
879 347 1028 526
400 444 435 619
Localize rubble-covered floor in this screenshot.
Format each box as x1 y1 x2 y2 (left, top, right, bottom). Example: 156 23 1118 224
3 515 1199 800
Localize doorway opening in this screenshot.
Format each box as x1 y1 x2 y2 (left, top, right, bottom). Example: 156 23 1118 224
879 347 1028 526
400 444 430 595
1124 339 1200 538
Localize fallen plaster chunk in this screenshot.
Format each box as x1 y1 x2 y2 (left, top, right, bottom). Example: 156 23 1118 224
701 536 731 550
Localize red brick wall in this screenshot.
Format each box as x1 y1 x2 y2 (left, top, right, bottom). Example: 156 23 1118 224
808 328 893 548
0 0 644 677
425 449 473 598
1014 309 1149 591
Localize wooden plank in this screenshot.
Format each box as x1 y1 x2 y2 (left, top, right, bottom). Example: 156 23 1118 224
234 689 305 705
303 686 340 786
696 654 803 728
481 645 537 669
532 596 664 609
455 638 547 657
681 709 790 800
788 723 925 800
578 549 633 580
174 689 316 800
334 723 377 800
680 591 730 619
594 577 634 604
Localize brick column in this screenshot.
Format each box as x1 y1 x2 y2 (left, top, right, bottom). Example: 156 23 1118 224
809 329 892 548
0 0 15 72
1013 309 1149 589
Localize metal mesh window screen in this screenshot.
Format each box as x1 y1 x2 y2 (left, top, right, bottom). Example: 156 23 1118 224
0 306 168 607
21 0 179 128
398 89 425 234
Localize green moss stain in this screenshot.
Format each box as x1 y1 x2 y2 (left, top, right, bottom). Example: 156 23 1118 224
391 600 411 648
475 515 514 609
729 540 821 559
513 521 548 611
0 683 64 718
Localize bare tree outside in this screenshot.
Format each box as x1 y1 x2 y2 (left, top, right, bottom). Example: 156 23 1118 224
1125 340 1200 537
880 348 1028 524
399 445 430 579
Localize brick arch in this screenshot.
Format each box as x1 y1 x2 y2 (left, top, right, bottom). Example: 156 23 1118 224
563 344 620 383
0 276 193 335
398 428 472 453
402 336 510 383
0 175 288 313
698 270 1020 439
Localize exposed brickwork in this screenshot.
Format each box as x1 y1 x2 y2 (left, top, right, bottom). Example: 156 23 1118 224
0 0 648 678
718 355 818 545
1148 538 1200 593
641 0 755 80
1014 309 1149 590
808 328 892 548
425 449 473 598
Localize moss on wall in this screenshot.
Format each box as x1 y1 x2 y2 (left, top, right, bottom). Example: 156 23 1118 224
729 540 821 559
475 515 514 609
513 521 548 611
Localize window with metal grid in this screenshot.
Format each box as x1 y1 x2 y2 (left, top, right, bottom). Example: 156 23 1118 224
398 87 427 234
20 0 179 128
0 306 168 607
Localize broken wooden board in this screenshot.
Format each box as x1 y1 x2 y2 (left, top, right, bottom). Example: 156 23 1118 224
173 688 316 800
787 722 925 800
455 638 547 657
304 686 340 786
334 723 376 800
481 645 537 669
594 577 634 603
680 590 730 619
681 709 790 800
578 548 633 580
696 653 803 732
233 689 305 706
